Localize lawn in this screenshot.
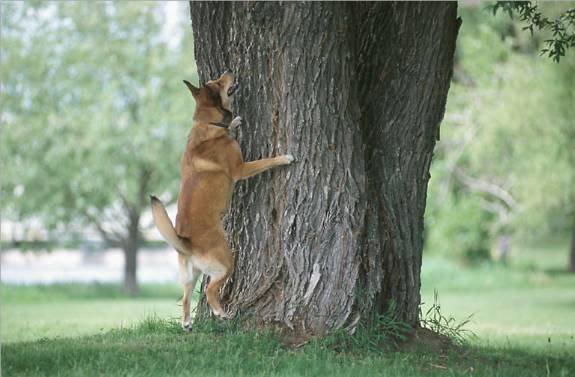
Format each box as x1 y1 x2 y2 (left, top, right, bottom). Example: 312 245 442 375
2 240 574 376
1 284 182 343
420 258 575 354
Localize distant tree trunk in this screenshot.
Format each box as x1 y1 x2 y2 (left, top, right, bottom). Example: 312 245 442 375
570 222 575 273
123 213 140 296
190 2 459 336
84 212 140 296
123 245 138 295
113 107 154 296
121 166 150 295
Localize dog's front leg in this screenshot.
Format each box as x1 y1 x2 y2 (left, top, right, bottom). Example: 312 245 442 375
236 155 294 180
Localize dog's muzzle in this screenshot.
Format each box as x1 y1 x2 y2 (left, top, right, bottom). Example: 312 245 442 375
227 81 239 96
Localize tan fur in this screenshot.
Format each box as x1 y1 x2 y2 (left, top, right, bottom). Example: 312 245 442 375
151 71 293 329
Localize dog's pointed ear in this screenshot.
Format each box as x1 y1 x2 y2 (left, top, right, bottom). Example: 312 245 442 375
183 80 200 97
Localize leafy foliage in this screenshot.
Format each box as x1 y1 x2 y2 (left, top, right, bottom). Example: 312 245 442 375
1 3 195 244
490 1 575 62
420 291 475 347
427 5 575 264
426 192 492 263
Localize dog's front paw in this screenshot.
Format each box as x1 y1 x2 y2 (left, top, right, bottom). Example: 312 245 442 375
280 154 295 165
230 116 242 130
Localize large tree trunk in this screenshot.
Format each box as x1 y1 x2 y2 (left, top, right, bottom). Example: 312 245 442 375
190 2 459 336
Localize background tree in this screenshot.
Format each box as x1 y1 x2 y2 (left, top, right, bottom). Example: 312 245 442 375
0 2 194 294
490 1 575 62
189 2 459 337
426 3 575 271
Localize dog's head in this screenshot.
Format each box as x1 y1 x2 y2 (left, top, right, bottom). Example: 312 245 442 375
184 70 239 126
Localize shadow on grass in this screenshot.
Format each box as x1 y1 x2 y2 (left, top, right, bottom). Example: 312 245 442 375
2 316 574 377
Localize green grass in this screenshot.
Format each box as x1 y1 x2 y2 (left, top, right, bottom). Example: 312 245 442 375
421 262 575 353
2 316 574 377
2 239 574 376
421 238 575 354
1 298 181 343
1 282 182 302
1 283 184 343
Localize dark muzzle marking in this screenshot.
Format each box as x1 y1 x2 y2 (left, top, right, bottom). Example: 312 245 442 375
205 83 235 129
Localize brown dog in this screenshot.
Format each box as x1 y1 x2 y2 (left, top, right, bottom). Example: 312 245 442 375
151 70 293 331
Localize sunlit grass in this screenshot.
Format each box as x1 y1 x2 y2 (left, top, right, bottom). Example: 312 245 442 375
0 282 181 302
2 316 574 377
421 237 575 354
1 239 574 376
1 298 181 343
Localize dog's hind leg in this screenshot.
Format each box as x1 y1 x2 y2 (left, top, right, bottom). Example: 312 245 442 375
206 271 231 319
202 249 233 319
178 254 201 332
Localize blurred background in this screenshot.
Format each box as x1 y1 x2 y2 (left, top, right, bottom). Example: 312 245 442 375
1 2 573 352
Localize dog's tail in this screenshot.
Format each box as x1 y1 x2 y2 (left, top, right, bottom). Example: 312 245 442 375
150 195 194 256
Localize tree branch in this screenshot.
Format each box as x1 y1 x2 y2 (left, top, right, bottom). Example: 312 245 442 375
81 209 125 245
479 198 511 227
490 2 575 62
454 167 517 210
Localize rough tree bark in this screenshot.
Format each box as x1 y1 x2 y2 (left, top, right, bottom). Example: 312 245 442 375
190 2 460 336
